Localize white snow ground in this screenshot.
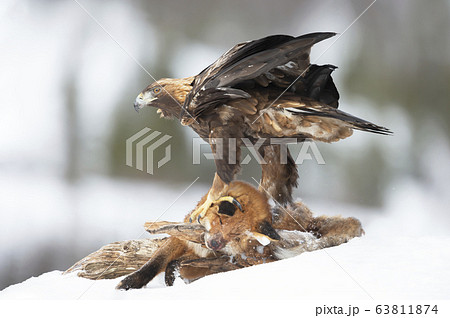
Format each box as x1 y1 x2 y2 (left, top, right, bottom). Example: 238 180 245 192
1 235 450 300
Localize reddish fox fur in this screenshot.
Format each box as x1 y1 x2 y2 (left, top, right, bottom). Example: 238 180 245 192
116 181 363 290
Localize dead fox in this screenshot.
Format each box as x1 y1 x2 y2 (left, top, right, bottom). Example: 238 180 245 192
116 181 363 290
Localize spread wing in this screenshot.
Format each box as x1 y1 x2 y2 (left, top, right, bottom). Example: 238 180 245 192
181 32 337 120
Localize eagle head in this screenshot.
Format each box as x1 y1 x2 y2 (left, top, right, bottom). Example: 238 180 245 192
134 77 194 120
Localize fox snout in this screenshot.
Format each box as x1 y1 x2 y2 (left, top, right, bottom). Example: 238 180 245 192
205 234 226 251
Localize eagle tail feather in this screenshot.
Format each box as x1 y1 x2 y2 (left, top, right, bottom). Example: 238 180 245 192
286 107 392 136
328 108 392 135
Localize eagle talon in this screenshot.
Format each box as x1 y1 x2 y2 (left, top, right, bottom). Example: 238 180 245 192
190 195 243 224
189 197 214 224
214 196 243 212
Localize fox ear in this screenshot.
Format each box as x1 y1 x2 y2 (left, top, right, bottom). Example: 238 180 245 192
257 221 280 241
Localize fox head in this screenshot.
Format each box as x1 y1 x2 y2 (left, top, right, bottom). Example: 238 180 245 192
199 181 280 257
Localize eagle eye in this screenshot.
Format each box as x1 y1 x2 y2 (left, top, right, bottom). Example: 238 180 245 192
153 87 161 95
217 201 236 217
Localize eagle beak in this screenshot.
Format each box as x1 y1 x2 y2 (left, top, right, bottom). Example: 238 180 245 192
134 92 158 113
134 102 140 113
134 93 144 113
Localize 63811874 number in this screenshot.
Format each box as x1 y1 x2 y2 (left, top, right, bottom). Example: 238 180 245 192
375 305 438 315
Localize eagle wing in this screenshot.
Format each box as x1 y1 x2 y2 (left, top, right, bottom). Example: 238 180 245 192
181 32 337 120
179 32 391 207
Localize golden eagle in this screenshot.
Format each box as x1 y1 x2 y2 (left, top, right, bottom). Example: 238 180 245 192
134 32 391 221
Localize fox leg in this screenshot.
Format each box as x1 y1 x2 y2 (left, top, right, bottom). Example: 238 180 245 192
309 215 364 247
273 214 364 258
116 237 188 290
164 258 217 286
165 257 243 286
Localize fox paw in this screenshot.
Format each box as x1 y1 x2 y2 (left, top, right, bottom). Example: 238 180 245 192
116 272 147 290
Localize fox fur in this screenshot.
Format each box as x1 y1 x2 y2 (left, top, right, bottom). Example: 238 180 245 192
116 181 363 290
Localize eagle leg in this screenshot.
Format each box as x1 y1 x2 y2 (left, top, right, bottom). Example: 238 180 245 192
190 130 242 222
259 144 299 206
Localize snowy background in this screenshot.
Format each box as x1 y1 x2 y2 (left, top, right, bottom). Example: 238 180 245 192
1 0 449 298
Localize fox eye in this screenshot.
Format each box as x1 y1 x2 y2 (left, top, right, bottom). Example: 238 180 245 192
153 87 161 95
218 201 236 217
